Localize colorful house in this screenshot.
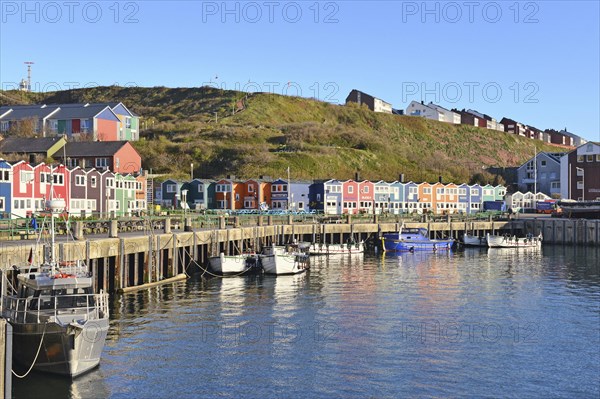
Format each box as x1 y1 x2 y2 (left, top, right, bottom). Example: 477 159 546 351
418 182 433 213
46 104 120 141
0 160 12 217
214 179 240 210
289 181 311 212
357 180 374 214
0 136 67 164
373 180 391 214
270 178 289 210
388 181 405 214
341 180 359 214
58 141 142 174
321 180 343 215
11 161 35 218
101 103 140 141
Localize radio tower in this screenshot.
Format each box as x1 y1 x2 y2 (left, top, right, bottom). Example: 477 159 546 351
24 61 34 92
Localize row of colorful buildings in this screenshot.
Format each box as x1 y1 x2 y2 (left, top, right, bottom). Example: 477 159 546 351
0 160 147 218
0 102 140 141
157 177 507 215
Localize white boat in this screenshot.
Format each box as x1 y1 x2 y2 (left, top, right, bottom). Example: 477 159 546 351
208 252 259 275
463 234 487 247
486 233 543 249
309 241 365 255
259 245 310 275
1 197 109 378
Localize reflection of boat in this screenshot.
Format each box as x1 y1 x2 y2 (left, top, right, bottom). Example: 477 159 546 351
259 245 310 275
486 233 542 248
1 198 109 377
208 252 260 275
463 234 487 247
382 228 455 252
308 241 364 255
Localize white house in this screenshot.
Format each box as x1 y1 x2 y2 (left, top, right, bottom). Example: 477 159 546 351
406 101 442 122
428 103 461 124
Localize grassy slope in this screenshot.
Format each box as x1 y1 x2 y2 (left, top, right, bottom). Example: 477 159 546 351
0 87 562 182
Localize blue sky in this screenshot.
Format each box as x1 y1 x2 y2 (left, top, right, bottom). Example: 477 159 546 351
1 0 598 141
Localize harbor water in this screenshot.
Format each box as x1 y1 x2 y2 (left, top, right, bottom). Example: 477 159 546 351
12 246 600 398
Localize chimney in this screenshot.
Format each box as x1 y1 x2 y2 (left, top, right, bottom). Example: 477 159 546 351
29 154 35 164
399 173 405 183
355 172 360 181
438 175 443 184
421 100 424 105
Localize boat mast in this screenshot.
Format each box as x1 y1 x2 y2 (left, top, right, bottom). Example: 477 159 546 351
533 146 537 199
50 165 56 269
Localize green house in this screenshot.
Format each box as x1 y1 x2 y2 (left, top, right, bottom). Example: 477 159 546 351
114 173 138 216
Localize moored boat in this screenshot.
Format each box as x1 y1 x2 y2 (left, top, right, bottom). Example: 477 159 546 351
381 228 455 252
486 233 542 248
463 234 488 247
208 252 260 275
308 241 364 255
0 197 109 378
259 245 310 275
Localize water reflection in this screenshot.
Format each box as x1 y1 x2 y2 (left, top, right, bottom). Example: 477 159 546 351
11 247 600 398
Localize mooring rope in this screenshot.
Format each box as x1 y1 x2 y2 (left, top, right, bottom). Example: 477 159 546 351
12 322 48 379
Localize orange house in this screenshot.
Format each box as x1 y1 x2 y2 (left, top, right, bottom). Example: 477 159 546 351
215 179 242 210
417 182 433 213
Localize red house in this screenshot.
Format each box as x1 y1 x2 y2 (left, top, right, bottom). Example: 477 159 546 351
57 141 142 174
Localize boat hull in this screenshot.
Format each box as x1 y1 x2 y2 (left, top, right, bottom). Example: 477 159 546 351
309 242 364 255
260 247 309 275
10 318 109 378
383 239 455 252
486 234 542 248
208 253 258 274
463 234 487 247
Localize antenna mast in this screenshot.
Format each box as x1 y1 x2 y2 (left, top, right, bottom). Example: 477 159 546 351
24 61 34 92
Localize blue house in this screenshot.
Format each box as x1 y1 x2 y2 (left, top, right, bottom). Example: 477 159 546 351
181 179 216 209
322 179 343 214
468 184 483 213
458 184 470 214
389 181 405 214
404 182 419 213
270 178 289 210
289 181 311 212
0 160 12 217
373 180 391 214
160 179 184 208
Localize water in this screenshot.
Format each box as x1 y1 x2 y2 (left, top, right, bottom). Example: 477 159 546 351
13 246 600 398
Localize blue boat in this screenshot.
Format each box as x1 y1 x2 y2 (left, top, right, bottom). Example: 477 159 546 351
381 228 455 252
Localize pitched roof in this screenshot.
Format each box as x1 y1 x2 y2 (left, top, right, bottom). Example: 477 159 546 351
0 136 65 154
60 141 130 157
0 105 61 120
50 104 116 120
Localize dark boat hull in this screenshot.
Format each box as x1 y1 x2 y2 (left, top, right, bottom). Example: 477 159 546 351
11 319 109 378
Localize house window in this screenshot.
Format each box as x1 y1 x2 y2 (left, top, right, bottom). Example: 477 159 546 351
96 158 109 168
75 175 86 186
166 184 177 193
597 154 600 162
348 186 353 194
471 189 479 196
316 194 321 201
0 121 9 132
0 197 4 211
587 155 594 162
363 186 369 193
541 160 546 167
248 185 254 192
81 119 91 132
459 188 466 195
423 188 431 194
577 155 584 162
577 181 584 189
125 117 132 128
551 182 560 189
91 176 97 187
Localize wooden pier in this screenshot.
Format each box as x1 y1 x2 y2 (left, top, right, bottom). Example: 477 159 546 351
0 217 597 294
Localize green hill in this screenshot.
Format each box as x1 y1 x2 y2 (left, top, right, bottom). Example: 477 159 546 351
1 86 563 183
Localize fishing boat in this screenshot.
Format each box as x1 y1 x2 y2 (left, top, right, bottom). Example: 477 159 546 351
308 240 365 255
208 252 260 275
486 233 543 248
259 245 310 275
463 234 488 247
381 228 455 252
0 198 109 378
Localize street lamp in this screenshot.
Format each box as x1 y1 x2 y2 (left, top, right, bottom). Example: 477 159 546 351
576 167 585 200
181 189 188 217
